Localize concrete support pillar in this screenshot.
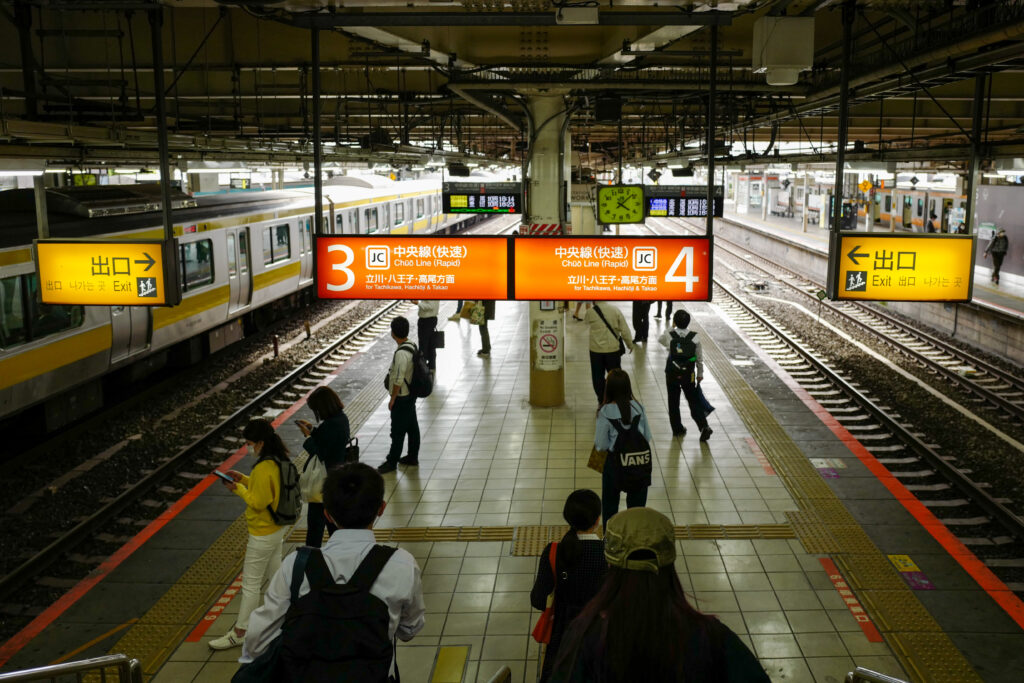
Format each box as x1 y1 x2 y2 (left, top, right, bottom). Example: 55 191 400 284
761 180 768 221
526 94 567 407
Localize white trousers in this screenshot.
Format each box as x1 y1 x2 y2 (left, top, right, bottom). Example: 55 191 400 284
236 526 287 630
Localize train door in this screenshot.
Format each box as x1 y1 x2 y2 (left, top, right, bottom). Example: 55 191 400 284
227 228 252 313
901 195 912 228
299 218 314 283
109 305 150 364
940 197 953 232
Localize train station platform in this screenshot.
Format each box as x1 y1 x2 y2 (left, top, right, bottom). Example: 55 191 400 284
721 204 1024 317
3 297 1023 683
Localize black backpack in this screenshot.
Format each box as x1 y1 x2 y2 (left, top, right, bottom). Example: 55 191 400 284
396 342 433 398
610 413 653 493
667 330 698 383
264 455 301 525
234 545 400 683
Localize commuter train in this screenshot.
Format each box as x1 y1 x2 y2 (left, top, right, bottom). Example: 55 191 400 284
779 181 967 232
0 177 479 430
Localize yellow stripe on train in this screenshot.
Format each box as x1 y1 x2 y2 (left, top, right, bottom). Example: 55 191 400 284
0 325 111 391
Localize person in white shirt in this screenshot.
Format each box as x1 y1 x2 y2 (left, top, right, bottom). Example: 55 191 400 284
412 299 440 372
584 302 635 403
379 316 419 473
239 463 426 672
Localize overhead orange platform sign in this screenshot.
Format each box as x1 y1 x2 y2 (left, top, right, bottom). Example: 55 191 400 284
514 237 711 301
35 239 180 306
835 233 975 302
317 236 509 300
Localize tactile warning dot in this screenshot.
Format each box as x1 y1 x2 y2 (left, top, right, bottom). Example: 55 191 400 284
107 622 191 675
835 555 908 591
512 525 570 556
141 581 225 625
889 632 984 683
859 590 944 633
829 525 880 554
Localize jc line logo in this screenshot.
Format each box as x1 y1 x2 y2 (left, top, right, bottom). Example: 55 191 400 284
633 247 657 271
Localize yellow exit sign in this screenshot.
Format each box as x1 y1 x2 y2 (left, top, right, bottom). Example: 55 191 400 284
35 240 180 306
835 233 975 302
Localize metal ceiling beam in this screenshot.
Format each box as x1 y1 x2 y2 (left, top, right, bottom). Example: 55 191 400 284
287 11 731 29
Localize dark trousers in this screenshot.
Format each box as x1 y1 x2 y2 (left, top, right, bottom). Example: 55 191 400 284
632 301 651 342
656 301 673 318
304 502 338 548
418 316 438 369
479 318 491 353
602 462 648 529
590 350 622 402
386 395 419 465
667 373 709 433
992 253 1005 282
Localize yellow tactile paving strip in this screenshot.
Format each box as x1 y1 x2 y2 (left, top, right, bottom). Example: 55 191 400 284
697 320 982 683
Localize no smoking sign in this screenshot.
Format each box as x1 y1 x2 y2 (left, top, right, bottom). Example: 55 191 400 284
539 334 558 353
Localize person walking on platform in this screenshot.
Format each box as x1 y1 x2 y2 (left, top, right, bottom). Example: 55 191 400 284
412 299 439 372
985 228 1009 285
654 301 673 320
448 300 464 322
631 301 651 344
572 301 592 321
585 302 635 403
531 489 607 683
475 300 496 358
296 386 350 548
595 369 652 528
239 463 426 678
548 508 770 683
210 418 290 650
378 317 419 474
659 310 713 442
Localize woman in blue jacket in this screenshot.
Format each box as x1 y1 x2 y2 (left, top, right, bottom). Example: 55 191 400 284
595 369 652 528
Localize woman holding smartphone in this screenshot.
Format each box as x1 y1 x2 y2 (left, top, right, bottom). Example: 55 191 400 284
209 418 288 651
296 386 350 547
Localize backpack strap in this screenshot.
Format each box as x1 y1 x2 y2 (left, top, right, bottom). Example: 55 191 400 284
592 305 621 344
347 544 399 591
302 546 335 591
290 547 313 603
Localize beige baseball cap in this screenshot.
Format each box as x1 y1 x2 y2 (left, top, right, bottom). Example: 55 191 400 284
604 507 676 574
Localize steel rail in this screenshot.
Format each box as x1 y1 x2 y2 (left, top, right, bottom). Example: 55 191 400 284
716 280 1024 540
0 301 401 601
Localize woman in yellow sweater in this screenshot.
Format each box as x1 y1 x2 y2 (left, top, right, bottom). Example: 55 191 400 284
209 418 288 650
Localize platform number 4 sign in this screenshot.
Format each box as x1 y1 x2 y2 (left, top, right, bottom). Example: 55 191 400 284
664 246 701 292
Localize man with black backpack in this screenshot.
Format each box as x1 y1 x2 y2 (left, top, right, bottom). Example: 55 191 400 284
237 463 425 682
658 309 713 442
378 316 428 474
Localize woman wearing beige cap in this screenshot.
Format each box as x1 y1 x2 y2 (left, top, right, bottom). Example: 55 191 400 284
550 508 769 682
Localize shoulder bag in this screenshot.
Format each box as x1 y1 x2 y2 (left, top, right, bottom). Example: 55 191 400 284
297 449 327 503
593 304 626 356
531 542 559 644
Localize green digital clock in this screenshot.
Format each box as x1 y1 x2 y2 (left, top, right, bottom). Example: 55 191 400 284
597 185 645 224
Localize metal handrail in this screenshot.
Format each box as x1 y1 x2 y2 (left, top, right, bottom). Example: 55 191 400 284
485 665 512 683
0 654 142 682
846 667 910 683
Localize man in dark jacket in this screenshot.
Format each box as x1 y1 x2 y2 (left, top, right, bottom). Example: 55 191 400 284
985 228 1009 285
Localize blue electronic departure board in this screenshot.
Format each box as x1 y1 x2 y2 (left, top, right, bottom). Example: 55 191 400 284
644 185 724 218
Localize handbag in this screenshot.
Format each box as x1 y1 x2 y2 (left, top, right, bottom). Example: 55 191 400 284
469 301 486 326
587 446 608 474
298 449 328 502
531 543 559 644
696 384 715 419
345 437 360 463
432 329 445 349
593 304 626 355
460 301 475 319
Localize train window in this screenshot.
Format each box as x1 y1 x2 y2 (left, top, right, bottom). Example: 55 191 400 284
274 224 290 262
884 196 892 212
227 234 237 277
917 199 924 217
364 208 378 233
395 202 405 225
382 204 390 228
416 199 424 218
302 218 311 254
0 274 26 347
24 275 83 341
181 239 215 290
350 210 359 233
238 231 249 274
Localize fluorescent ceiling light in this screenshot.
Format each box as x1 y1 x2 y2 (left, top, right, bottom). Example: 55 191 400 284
0 170 45 176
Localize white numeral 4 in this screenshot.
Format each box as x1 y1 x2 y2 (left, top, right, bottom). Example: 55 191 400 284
664 246 700 292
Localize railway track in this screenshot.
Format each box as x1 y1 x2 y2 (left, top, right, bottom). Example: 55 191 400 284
642 218 1024 590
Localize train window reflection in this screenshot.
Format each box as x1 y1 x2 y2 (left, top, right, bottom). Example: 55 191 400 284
181 239 215 290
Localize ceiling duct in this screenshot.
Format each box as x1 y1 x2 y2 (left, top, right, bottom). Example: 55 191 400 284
752 16 814 86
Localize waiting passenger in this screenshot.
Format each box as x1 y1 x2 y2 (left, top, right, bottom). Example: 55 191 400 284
474 300 496 358
239 463 426 679
412 299 440 372
209 418 290 651
378 316 420 473
531 489 607 683
585 302 635 403
985 228 1009 285
549 508 770 683
595 369 651 529
296 386 351 548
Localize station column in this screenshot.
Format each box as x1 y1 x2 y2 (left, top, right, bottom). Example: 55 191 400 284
526 94 568 407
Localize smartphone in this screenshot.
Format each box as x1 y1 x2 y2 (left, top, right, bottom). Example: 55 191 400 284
213 470 234 483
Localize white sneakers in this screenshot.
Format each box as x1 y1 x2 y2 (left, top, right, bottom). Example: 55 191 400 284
208 628 244 650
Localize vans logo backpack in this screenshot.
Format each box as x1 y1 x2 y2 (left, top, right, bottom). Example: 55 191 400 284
668 331 697 383
611 414 653 493
266 456 301 525
399 342 433 398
